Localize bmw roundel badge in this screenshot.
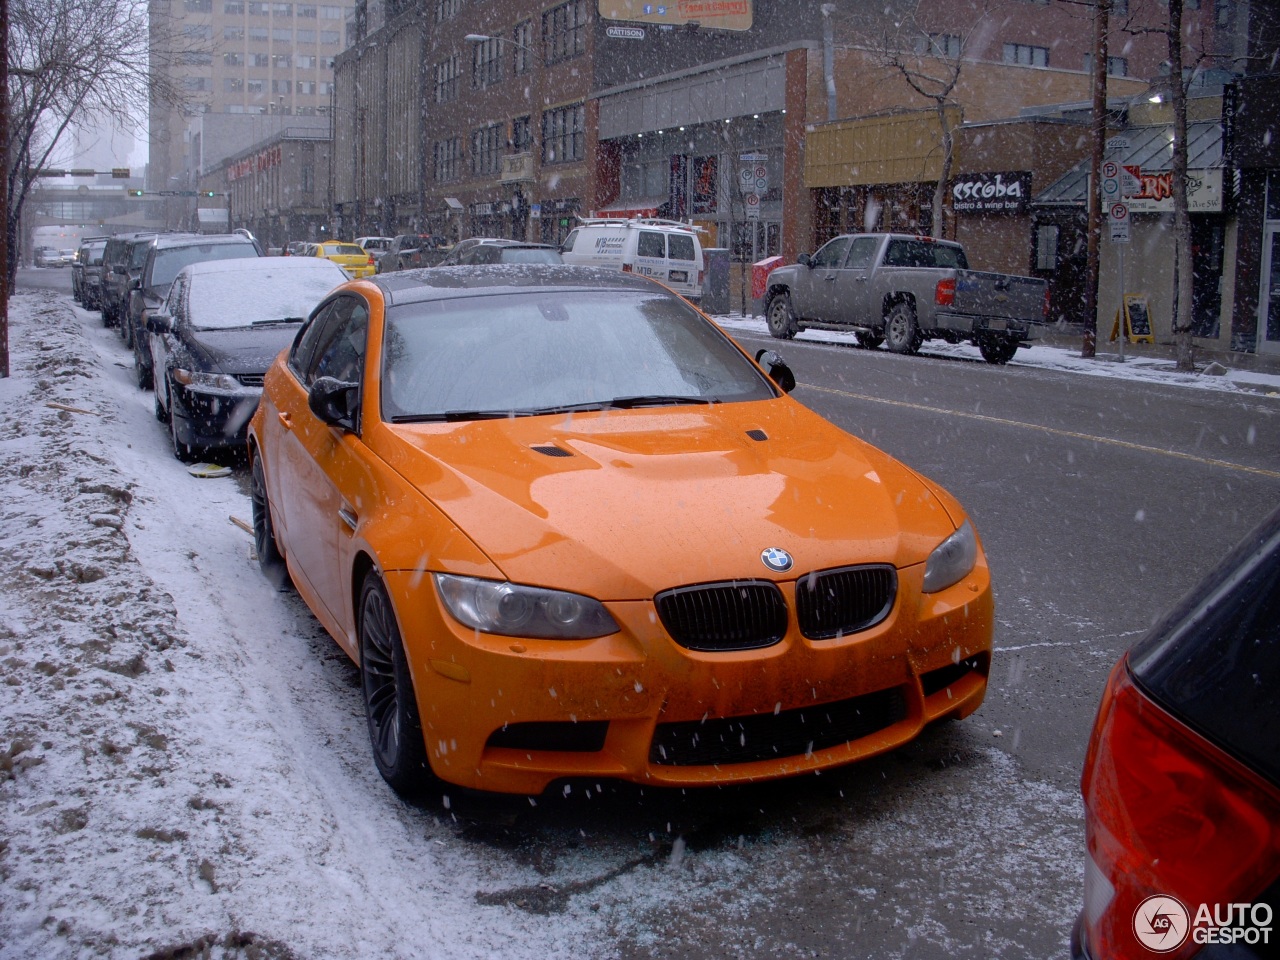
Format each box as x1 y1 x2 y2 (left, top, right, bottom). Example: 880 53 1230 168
761 547 793 573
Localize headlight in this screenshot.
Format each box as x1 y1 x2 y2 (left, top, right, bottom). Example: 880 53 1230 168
434 574 619 640
172 368 256 395
922 520 978 593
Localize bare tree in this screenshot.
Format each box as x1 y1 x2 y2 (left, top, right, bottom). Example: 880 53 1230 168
875 6 990 238
6 0 184 282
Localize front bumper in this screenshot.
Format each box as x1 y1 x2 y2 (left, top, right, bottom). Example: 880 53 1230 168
171 385 262 450
389 559 993 795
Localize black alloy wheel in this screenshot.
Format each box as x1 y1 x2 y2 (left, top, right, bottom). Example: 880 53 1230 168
249 451 287 584
359 573 432 797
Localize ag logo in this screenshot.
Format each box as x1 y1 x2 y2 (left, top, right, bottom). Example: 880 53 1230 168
760 547 793 572
1133 895 1190 952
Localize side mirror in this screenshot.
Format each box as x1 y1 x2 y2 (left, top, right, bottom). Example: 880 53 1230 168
130 277 142 290
308 376 358 430
112 264 126 275
797 253 813 268
754 349 796 393
146 313 174 334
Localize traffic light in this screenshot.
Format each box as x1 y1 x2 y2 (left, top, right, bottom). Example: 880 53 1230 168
204 191 216 197
127 188 144 197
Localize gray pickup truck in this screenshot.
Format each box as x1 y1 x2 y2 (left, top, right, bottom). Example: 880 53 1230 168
763 233 1048 364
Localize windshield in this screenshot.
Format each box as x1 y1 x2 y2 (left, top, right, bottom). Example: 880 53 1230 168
152 243 258 289
381 289 775 420
186 263 343 329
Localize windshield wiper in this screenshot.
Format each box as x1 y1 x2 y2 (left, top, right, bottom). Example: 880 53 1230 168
605 395 716 409
251 316 307 326
391 409 521 423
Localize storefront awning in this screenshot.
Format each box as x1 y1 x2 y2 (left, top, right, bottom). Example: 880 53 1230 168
1034 121 1223 207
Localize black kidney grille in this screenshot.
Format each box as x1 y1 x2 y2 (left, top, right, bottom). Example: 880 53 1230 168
655 580 788 652
650 686 908 766
794 564 897 640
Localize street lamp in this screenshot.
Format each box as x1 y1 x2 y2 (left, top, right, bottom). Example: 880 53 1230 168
463 33 533 52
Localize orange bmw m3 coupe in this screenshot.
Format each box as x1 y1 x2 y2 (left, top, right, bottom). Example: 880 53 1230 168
248 265 993 797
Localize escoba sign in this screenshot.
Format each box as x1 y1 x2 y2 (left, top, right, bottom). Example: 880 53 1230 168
950 172 1031 214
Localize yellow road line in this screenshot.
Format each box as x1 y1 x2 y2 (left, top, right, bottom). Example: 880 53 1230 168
804 383 1280 481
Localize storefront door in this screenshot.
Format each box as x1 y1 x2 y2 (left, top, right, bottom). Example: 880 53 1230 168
1259 224 1280 355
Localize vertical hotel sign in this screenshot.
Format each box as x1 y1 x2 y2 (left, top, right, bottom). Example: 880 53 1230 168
598 0 752 31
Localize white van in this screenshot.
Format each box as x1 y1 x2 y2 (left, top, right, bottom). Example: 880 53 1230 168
560 218 705 303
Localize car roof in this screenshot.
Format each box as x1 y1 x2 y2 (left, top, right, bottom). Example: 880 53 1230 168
179 256 346 280
151 233 257 251
368 264 670 307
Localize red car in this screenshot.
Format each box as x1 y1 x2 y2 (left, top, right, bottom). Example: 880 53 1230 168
1073 506 1279 959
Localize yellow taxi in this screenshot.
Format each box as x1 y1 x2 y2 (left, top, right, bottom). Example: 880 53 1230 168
248 266 993 797
311 240 376 278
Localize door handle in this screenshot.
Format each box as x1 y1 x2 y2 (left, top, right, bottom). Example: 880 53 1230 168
824 275 837 282
277 411 292 430
338 503 358 532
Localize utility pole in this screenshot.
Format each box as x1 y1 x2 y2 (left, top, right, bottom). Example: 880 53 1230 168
1083 0 1110 359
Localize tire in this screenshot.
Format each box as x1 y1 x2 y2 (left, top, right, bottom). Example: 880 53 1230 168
168 389 199 463
250 451 288 584
855 331 884 350
134 343 153 390
359 573 432 797
153 387 169 423
979 338 1018 365
765 292 798 340
884 301 922 355
121 311 134 348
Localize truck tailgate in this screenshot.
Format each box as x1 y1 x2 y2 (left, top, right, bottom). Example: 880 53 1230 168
954 270 1045 321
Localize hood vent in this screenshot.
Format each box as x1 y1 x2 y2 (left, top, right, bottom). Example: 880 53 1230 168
531 444 573 458
746 429 768 441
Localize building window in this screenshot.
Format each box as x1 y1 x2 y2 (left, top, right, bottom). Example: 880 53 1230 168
914 33 960 58
1002 43 1049 67
1108 56 1128 76
182 24 213 38
541 102 584 164
225 77 244 92
272 79 292 93
302 164 314 193
180 51 213 65
318 81 333 95
274 53 291 67
225 25 245 39
297 80 316 94
435 55 460 103
183 77 211 91
248 1 268 13
248 79 266 93
1113 0 1128 13
319 4 342 16
273 27 292 40
472 124 503 175
1035 225 1059 271
225 1 244 12
435 0 459 22
296 28 316 41
472 36 503 88
323 56 335 69
543 0 588 65
273 2 292 14
512 115 531 152
514 20 533 74
183 0 213 10
224 52 244 66
297 54 316 67
320 30 339 43
434 137 461 182
297 2 316 14
249 26 268 39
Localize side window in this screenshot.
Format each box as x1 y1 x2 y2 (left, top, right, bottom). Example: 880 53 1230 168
845 236 879 270
667 234 695 262
811 237 852 269
561 228 579 252
636 231 666 259
290 298 344 381
933 244 966 269
309 298 369 385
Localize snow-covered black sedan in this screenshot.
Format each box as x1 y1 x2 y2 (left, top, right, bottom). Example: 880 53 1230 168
147 256 348 461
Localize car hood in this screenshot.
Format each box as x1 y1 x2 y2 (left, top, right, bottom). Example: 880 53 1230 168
179 325 299 376
376 400 961 599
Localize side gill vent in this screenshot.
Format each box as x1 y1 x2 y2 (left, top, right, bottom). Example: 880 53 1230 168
531 444 573 458
746 429 768 442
